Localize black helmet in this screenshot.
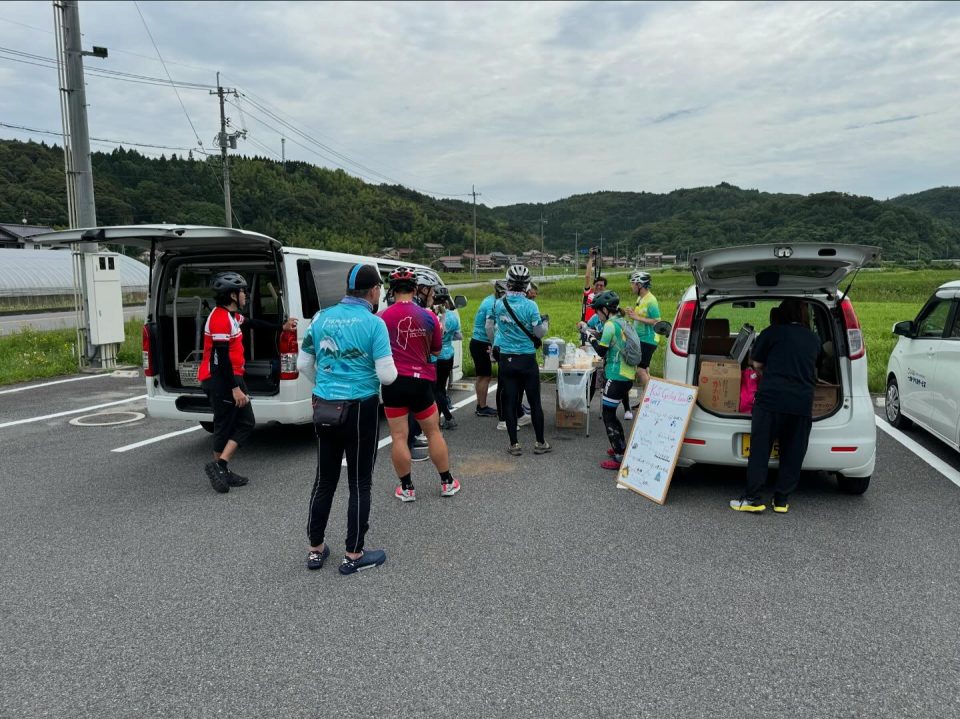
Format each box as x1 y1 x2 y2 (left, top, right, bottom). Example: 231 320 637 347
212 271 248 294
630 270 652 288
590 290 620 311
434 285 451 304
506 264 531 290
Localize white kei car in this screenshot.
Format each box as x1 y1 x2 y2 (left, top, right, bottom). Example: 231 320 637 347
884 280 960 452
662 243 880 494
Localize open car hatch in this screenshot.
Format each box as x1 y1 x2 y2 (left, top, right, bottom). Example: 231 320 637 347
26 224 282 254
690 243 881 296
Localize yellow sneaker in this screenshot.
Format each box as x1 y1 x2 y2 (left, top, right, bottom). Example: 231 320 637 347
729 497 766 512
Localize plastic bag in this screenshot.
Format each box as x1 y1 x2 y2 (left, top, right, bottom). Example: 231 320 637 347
558 369 591 412
739 367 760 414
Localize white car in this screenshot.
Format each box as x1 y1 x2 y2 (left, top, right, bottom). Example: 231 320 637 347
884 280 960 451
662 243 880 494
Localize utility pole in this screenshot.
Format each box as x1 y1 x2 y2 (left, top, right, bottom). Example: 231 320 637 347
573 231 580 276
472 185 481 279
281 137 286 170
54 0 120 369
539 212 547 279
211 73 244 227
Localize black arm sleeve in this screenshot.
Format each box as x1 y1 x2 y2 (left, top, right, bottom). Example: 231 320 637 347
589 336 609 359
240 316 283 333
212 343 239 387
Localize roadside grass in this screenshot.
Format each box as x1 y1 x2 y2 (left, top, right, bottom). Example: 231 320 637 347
0 320 142 386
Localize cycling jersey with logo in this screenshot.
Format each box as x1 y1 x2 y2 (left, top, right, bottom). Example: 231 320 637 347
473 294 495 343
198 306 245 382
381 300 442 381
600 318 637 382
492 293 544 355
634 292 662 345
438 310 461 361
301 297 392 400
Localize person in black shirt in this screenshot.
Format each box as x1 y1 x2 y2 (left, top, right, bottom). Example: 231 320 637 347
730 299 821 514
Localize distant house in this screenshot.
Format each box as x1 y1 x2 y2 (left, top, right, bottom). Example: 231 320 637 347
436 256 464 272
380 247 416 261
489 251 512 267
423 243 445 258
642 252 664 267
0 223 55 249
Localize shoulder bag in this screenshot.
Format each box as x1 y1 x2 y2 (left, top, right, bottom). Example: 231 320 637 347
502 297 542 350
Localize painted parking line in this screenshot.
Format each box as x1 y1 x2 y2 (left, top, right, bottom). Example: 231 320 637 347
0 395 148 429
111 425 205 453
0 373 114 395
340 383 496 467
875 415 960 488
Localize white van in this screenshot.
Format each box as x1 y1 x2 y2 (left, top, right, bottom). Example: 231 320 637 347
33 225 466 428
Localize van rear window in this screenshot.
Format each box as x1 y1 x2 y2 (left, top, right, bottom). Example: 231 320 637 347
706 264 838 281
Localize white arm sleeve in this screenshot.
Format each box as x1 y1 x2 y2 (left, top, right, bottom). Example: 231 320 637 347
485 318 496 344
296 350 316 383
533 320 548 338
376 355 398 385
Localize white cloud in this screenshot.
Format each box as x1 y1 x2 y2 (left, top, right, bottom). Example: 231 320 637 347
1 0 958 205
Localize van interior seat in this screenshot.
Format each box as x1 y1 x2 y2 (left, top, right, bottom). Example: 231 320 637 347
700 317 734 357
703 318 730 337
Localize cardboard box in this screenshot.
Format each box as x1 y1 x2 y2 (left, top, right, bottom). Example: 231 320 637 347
555 394 586 429
812 383 840 417
698 356 741 413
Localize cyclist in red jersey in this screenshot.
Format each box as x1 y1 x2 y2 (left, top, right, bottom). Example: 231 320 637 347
198 271 297 493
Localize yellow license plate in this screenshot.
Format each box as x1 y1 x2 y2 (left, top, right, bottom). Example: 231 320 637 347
741 434 779 458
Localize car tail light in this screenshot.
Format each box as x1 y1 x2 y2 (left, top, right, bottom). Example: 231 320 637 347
142 324 155 377
840 298 865 360
279 329 299 380
670 300 697 357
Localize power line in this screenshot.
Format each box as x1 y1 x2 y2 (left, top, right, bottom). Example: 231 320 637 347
0 120 212 154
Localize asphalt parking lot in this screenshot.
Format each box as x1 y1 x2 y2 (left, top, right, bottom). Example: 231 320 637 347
1 372 959 719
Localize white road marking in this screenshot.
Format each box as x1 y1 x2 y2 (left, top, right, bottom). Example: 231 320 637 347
875 416 960 488
0 373 114 395
111 425 204 453
0 395 147 429
340 383 497 467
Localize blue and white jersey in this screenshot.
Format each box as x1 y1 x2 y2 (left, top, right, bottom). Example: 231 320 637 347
492 292 545 355
301 297 392 400
472 294 495 343
439 311 461 361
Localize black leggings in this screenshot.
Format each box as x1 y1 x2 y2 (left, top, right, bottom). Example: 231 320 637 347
744 405 812 501
201 377 255 453
435 358 454 420
601 379 633 455
307 395 380 553
498 353 545 445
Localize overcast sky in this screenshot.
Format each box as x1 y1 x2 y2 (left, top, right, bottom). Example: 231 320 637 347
1 1 958 206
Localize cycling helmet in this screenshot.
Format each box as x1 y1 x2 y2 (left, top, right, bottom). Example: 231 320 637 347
493 280 507 298
505 264 531 290
388 266 417 291
433 285 452 307
414 268 442 289
590 290 621 312
630 270 652 288
211 271 248 293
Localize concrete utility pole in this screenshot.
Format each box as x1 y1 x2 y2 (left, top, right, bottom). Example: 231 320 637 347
211 73 244 227
539 212 547 279
472 185 481 279
281 137 286 170
573 231 580 276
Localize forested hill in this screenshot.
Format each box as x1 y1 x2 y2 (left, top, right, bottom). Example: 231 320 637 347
888 187 960 232
2 138 958 262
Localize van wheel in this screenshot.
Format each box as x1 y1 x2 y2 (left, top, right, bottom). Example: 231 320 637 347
885 377 911 429
200 421 215 433
837 473 870 495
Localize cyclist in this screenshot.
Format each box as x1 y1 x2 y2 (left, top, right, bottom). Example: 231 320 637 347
297 263 394 574
585 291 634 471
380 267 461 502
487 264 551 457
198 271 297 493
432 284 462 430
625 270 661 398
470 280 505 417
582 248 607 324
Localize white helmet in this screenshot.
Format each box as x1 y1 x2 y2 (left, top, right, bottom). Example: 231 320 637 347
414 268 442 289
630 270 652 288
506 264 531 290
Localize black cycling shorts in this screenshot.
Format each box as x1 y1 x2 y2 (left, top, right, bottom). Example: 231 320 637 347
639 342 658 369
470 338 493 377
381 375 436 419
601 378 633 406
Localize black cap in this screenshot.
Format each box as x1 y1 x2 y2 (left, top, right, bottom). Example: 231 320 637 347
347 264 382 291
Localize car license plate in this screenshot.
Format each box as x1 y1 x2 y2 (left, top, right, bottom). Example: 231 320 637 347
741 434 779 458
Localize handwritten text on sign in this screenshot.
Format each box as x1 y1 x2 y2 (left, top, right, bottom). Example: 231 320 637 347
618 378 698 504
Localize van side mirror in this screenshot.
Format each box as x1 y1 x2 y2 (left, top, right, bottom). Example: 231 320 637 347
893 320 914 337
454 295 467 309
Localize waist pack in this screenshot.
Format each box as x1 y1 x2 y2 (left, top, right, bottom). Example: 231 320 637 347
614 318 645 366
312 396 350 427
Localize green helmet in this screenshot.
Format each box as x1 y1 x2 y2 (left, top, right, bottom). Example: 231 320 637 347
590 290 620 311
